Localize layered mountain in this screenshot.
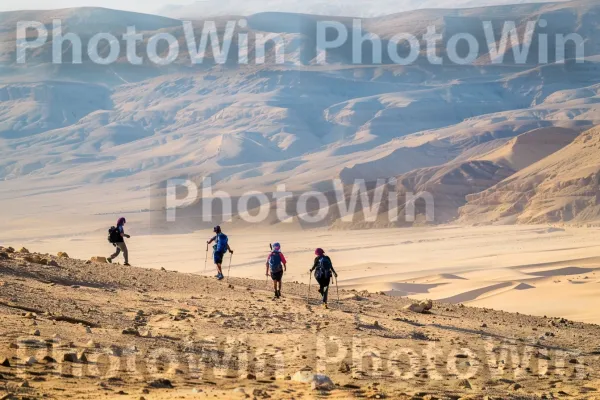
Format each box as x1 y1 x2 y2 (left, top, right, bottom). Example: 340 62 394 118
332 127 580 228
0 3 599 232
459 124 600 225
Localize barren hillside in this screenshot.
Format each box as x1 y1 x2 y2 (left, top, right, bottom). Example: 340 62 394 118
1 246 600 399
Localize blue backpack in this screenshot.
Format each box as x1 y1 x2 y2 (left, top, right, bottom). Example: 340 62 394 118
269 252 283 274
215 233 229 253
315 256 333 282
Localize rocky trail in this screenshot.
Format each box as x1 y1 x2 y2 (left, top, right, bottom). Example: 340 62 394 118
1 246 600 399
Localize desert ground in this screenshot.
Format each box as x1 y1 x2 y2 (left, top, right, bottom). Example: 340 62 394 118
1 242 600 400
16 224 600 325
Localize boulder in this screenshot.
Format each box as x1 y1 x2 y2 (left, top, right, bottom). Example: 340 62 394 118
122 327 139 336
57 252 69 258
0 252 8 259
63 353 78 363
292 371 335 391
422 299 433 311
23 256 44 264
403 303 426 313
1 357 11 367
5 247 15 253
404 299 433 314
91 257 108 264
18 247 30 254
148 378 173 389
48 260 60 267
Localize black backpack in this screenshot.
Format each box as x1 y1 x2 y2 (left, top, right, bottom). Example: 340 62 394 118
108 226 121 244
314 256 333 282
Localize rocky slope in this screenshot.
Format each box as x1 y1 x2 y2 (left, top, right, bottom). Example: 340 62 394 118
1 246 600 399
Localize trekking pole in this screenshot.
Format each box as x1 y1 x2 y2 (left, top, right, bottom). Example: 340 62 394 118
204 243 209 273
226 253 233 283
335 275 340 309
307 272 312 305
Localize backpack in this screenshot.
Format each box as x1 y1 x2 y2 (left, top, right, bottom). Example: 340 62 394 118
268 252 283 274
314 256 333 282
215 233 229 253
108 226 121 244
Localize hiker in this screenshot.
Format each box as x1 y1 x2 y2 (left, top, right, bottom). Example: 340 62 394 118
207 226 233 280
107 217 131 266
309 248 337 309
266 242 287 298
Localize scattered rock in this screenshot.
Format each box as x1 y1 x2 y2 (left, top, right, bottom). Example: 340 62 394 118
43 356 56 363
311 375 335 391
0 252 8 259
18 247 30 254
25 356 37 365
24 312 36 320
457 379 472 389
122 327 139 336
78 351 89 363
30 329 40 336
47 260 60 267
57 252 69 258
481 323 488 328
5 247 15 253
1 358 10 367
110 345 123 356
339 361 351 373
91 257 108 263
292 371 335 391
63 353 78 363
148 378 173 389
511 383 522 390
19 381 30 388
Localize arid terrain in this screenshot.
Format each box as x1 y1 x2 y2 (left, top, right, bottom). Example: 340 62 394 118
1 245 600 399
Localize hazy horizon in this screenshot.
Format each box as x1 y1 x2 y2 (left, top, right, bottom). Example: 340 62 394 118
0 0 192 13
0 0 568 17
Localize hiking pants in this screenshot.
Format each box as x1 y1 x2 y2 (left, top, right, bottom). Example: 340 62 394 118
318 278 330 303
111 242 128 264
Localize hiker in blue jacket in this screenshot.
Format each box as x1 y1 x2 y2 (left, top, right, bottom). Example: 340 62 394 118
207 226 233 280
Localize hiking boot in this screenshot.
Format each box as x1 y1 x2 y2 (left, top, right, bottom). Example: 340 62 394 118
276 290 281 298
322 303 328 309
217 274 224 280
124 263 131 266
107 258 112 264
